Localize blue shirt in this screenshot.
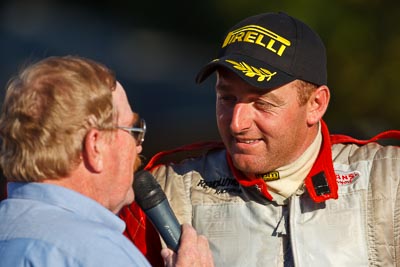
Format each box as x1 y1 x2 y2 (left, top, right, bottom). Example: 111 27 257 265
0 182 151 267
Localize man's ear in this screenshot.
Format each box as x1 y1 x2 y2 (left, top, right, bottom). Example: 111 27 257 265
307 85 330 125
82 129 104 173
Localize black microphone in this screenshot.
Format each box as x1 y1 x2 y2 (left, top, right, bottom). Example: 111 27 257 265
133 170 181 252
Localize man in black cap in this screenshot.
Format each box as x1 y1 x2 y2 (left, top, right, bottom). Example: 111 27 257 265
121 12 400 266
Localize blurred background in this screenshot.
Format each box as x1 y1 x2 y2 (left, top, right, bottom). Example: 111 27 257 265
0 0 399 165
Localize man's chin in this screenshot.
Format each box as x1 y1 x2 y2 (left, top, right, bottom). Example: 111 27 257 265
231 154 258 173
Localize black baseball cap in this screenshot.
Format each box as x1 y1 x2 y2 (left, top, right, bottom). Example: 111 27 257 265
196 12 327 89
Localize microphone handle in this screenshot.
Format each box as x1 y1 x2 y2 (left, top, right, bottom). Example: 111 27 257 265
145 198 182 252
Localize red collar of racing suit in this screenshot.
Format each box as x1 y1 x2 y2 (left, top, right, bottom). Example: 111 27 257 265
227 120 400 203
227 120 337 203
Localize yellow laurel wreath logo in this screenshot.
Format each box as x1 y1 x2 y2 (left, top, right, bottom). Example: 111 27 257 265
225 60 277 82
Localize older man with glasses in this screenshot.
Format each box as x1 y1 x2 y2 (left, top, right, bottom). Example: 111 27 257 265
0 55 214 267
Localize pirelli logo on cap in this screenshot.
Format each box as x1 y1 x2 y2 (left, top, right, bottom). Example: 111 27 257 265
222 25 291 56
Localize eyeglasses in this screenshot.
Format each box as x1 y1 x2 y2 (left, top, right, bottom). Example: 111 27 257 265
116 118 146 146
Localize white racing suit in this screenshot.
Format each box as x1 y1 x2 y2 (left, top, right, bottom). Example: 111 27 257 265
121 121 400 266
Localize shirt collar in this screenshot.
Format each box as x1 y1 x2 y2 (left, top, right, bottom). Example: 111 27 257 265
7 182 126 232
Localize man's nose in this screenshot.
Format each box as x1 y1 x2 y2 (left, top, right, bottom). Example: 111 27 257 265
230 102 253 133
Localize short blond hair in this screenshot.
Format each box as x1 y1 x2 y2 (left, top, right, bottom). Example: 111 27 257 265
0 56 116 182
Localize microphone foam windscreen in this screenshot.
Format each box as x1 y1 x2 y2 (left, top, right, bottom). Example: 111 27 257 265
133 170 166 210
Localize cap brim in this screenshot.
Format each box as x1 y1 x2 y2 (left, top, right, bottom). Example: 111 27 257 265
196 54 295 90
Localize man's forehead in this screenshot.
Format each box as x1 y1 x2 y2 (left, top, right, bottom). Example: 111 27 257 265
112 82 135 122
216 68 272 93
